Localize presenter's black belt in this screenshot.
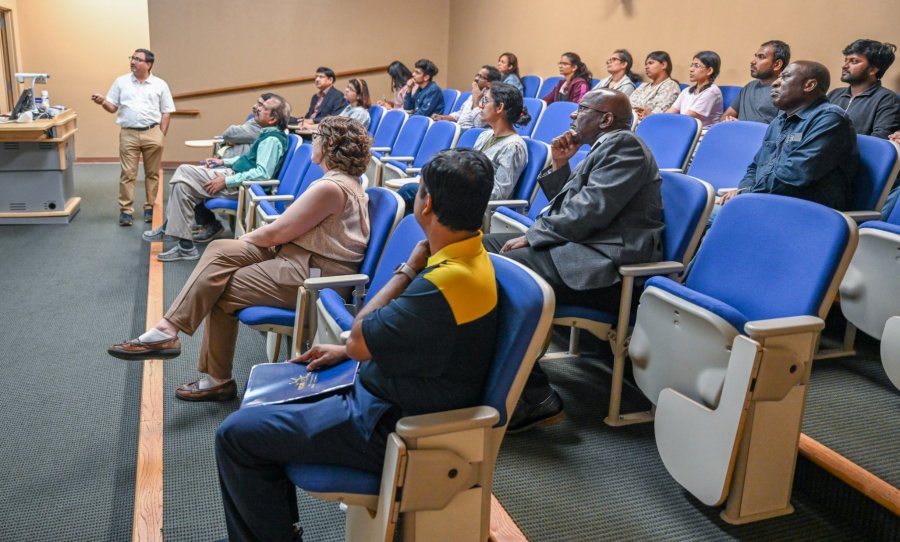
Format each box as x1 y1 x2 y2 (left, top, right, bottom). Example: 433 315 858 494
126 123 159 131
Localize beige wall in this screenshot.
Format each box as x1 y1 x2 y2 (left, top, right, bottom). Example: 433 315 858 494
149 0 450 163
13 0 150 158
7 0 898 160
446 0 900 94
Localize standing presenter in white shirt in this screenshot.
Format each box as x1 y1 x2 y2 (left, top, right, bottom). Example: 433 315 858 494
92 48 175 226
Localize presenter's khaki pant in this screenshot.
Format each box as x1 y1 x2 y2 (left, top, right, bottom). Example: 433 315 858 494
118 126 164 214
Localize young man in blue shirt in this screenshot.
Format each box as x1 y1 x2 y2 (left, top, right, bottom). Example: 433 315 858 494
403 58 445 117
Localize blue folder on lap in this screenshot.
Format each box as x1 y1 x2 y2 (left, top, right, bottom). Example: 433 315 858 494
241 360 360 408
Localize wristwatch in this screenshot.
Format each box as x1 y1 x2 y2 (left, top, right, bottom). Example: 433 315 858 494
393 262 418 281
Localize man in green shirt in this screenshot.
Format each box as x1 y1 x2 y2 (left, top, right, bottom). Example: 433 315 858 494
142 94 291 262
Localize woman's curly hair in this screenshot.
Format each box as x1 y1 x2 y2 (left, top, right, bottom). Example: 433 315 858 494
317 116 372 177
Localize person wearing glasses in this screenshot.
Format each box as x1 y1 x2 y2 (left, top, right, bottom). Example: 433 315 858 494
594 49 641 97
543 52 592 104
139 94 292 260
298 67 348 129
483 89 663 432
304 79 372 130
92 48 175 227
666 51 724 128
109 117 372 404
432 65 502 129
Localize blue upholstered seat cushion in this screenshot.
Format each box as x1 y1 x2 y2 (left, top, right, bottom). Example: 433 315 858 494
645 276 748 332
553 304 617 325
237 306 295 327
205 197 238 211
495 206 535 228
286 464 380 495
860 220 900 236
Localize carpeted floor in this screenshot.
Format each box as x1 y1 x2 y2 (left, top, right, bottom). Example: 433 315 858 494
0 164 148 541
2 164 893 541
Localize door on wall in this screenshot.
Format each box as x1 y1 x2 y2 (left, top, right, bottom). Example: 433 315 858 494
0 7 17 113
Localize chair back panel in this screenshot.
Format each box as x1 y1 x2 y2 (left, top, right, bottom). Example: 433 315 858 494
481 255 553 427
531 102 578 145
273 143 313 213
372 110 407 150
275 134 301 180
359 188 403 279
512 139 549 202
687 121 768 191
660 172 714 264
391 115 431 158
441 89 459 115
521 75 542 99
537 76 564 99
413 121 460 168
455 127 487 149
851 135 900 212
635 113 701 171
719 85 742 109
365 216 427 304
687 194 852 322
451 91 472 113
368 104 384 136
517 98 545 137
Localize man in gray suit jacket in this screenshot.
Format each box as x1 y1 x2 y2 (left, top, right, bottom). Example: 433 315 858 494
484 89 664 432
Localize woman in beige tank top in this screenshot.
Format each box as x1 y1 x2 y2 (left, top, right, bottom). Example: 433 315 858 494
108 116 371 402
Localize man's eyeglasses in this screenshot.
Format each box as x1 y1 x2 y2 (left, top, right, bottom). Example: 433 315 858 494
576 103 611 116
129 56 147 63
607 57 624 64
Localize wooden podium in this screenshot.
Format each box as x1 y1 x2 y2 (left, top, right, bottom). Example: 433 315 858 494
0 110 80 224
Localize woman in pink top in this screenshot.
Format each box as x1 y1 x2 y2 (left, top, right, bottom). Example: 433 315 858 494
667 50 724 128
376 61 412 110
542 52 592 104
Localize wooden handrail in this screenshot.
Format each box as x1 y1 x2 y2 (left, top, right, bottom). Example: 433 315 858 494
172 65 389 100
171 109 199 117
798 433 900 515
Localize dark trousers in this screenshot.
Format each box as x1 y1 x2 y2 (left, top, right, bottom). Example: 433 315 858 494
483 233 631 402
194 201 218 226
215 392 392 542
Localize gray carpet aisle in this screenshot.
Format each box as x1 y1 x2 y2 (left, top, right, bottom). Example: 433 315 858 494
160 224 346 541
492 349 867 542
804 332 900 488
0 164 147 541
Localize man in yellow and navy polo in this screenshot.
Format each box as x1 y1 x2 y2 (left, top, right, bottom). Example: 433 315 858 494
215 148 498 542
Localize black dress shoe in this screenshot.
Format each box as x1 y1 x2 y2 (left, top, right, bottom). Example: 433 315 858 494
144 208 153 223
119 212 133 226
506 391 565 434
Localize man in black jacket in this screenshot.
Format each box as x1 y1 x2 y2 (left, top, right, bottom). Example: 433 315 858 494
299 66 347 128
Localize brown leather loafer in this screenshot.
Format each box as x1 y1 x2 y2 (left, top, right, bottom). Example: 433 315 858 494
175 379 238 402
108 337 181 361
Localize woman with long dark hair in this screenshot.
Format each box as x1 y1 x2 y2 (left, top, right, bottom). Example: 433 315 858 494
666 50 723 128
542 52 592 104
594 49 641 96
377 60 413 110
630 51 681 121
497 52 524 93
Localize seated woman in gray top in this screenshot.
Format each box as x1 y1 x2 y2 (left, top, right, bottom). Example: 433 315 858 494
398 83 530 210
497 52 524 93
306 78 371 130
594 49 641 97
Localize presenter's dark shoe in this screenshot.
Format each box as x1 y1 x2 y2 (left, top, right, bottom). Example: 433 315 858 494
192 222 225 243
506 391 565 434
108 337 182 360
157 245 200 262
119 212 133 227
143 208 153 223
175 378 237 401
